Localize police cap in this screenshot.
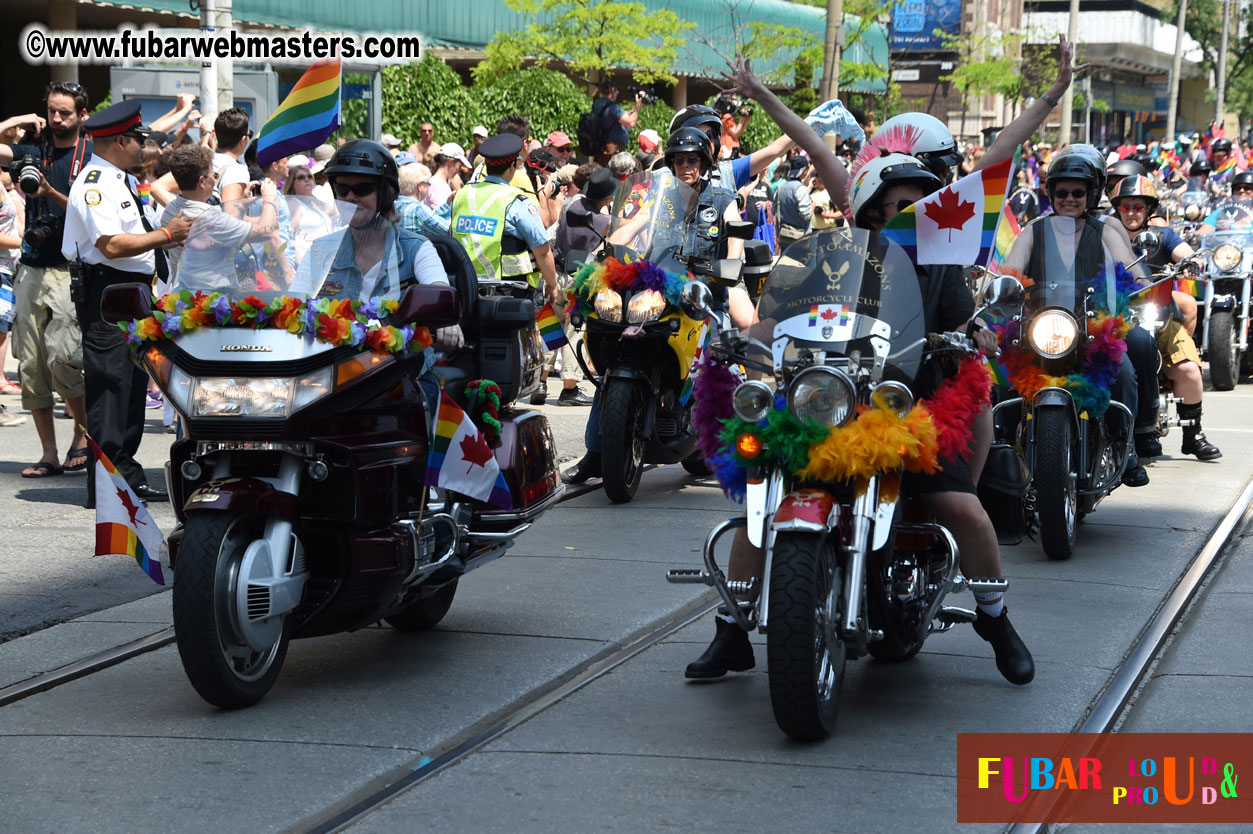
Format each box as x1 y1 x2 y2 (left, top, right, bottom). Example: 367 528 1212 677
84 100 150 138
478 133 524 165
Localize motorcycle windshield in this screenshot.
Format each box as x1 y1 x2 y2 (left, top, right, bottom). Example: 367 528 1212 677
748 228 926 382
1025 215 1119 314
605 169 697 260
170 197 404 301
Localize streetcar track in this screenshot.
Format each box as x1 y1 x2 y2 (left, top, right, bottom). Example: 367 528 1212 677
1004 473 1253 834
0 465 669 709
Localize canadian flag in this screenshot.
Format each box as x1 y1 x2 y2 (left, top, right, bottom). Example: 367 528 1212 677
424 393 512 508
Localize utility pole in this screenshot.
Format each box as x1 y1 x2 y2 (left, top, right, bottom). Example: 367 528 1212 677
199 0 218 125
820 0 844 100
1166 0 1189 141
1058 0 1080 144
1217 0 1231 125
1084 73 1092 143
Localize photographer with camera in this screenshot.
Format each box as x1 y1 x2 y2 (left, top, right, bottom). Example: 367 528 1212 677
0 81 93 478
590 80 646 166
714 95 752 160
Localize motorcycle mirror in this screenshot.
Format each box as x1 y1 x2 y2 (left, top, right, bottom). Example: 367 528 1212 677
394 284 461 329
983 275 1026 318
724 220 755 240
1133 230 1162 262
566 207 594 228
564 249 590 275
680 280 714 320
100 283 154 325
710 258 744 286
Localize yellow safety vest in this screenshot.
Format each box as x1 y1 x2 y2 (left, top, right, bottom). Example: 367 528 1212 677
450 181 539 286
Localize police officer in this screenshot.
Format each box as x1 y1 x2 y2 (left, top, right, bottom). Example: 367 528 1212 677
449 133 561 309
61 101 192 506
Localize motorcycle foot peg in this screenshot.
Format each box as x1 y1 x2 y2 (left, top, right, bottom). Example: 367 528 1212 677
666 568 713 585
936 606 977 625
726 577 759 596
964 576 1009 594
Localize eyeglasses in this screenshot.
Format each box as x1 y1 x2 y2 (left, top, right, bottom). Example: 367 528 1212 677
883 199 914 217
1117 203 1149 213
333 181 379 198
1054 188 1087 200
670 154 704 167
551 145 573 153
246 130 254 139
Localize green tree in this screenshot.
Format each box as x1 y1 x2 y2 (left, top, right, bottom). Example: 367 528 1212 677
1163 0 1253 120
474 0 693 86
380 55 478 148
471 67 591 141
330 72 369 143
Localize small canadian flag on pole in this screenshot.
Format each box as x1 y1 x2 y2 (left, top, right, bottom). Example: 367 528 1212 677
85 433 165 585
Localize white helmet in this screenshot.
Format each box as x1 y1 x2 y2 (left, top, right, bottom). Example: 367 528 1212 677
874 112 961 177
849 152 942 227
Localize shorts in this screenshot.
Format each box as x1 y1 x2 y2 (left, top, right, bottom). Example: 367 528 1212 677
1157 319 1201 369
902 451 978 497
11 262 85 410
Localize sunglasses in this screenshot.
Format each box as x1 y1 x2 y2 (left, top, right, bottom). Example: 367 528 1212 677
1236 185 1253 192
670 154 704 167
1054 188 1087 200
883 198 913 216
333 181 379 198
48 81 83 94
1117 203 1149 213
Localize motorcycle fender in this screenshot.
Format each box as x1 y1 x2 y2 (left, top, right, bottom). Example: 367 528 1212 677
666 313 708 382
772 489 840 533
183 478 299 521
1031 387 1074 413
1211 294 1236 313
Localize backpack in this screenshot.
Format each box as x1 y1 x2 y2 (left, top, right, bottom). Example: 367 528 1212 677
577 98 611 157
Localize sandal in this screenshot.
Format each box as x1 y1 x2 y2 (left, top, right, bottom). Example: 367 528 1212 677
22 460 64 478
0 380 20 394
64 446 90 472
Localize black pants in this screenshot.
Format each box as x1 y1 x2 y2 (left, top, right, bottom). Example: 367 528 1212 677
82 322 149 502
1124 326 1160 432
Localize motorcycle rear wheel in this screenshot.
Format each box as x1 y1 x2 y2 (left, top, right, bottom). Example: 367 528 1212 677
173 511 290 709
600 377 645 504
1209 310 1239 391
766 532 846 741
1035 408 1077 561
384 580 459 631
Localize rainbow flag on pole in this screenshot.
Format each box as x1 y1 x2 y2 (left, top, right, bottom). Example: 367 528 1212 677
536 301 568 350
881 157 1013 268
425 392 512 509
256 60 341 168
86 434 165 585
1212 155 1239 182
990 201 1021 267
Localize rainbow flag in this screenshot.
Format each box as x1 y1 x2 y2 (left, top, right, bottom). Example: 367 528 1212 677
1175 276 1203 298
536 301 568 350
425 392 512 509
808 304 820 326
256 60 341 168
1212 155 1239 181
136 182 150 208
881 157 1013 268
991 200 1021 266
86 434 165 585
986 356 1010 388
1133 277 1175 309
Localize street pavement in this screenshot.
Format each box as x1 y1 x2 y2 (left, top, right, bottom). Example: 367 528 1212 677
2 355 1253 833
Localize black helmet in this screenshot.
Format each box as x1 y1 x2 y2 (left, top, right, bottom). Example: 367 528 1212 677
669 104 723 144
664 126 714 173
1233 170 1253 189
1192 158 1214 176
1106 158 1148 181
327 139 399 213
1212 138 1233 154
1045 144 1105 211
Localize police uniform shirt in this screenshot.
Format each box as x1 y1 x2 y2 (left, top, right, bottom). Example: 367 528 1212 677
483 175 549 249
61 154 156 273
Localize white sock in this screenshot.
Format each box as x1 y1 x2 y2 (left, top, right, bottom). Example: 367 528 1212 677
717 612 739 625
974 590 1004 619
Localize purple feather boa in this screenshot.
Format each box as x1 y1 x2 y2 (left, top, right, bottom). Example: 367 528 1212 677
691 352 740 477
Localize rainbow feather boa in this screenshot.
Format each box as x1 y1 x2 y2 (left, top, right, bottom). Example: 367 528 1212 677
991 262 1135 417
567 256 691 317
692 354 991 502
120 290 433 355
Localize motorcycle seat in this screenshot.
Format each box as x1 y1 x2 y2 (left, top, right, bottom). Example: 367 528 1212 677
425 233 480 342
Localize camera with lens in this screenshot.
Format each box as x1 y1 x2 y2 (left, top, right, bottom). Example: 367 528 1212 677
628 86 658 106
8 154 42 196
23 214 63 250
526 147 561 176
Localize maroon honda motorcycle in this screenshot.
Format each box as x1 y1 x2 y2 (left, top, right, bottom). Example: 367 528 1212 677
101 198 560 708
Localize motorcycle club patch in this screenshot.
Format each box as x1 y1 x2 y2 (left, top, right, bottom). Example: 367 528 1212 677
699 206 718 223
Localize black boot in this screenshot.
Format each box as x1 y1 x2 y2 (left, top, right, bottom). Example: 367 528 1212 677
1179 403 1222 461
560 451 601 484
972 607 1035 685
1135 431 1162 460
685 615 755 679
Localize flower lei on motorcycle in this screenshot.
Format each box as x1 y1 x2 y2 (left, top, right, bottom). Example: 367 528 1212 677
566 256 692 316
990 263 1136 418
692 352 992 502
119 291 434 355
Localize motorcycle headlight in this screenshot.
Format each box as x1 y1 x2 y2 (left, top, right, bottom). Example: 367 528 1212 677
1027 310 1079 359
732 380 775 423
1185 204 1201 220
189 371 331 418
626 289 666 323
594 289 623 323
1214 243 1242 271
870 381 914 418
787 366 855 427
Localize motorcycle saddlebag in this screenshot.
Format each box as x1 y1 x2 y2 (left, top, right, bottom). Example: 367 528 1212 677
977 443 1030 546
477 296 542 403
476 407 560 514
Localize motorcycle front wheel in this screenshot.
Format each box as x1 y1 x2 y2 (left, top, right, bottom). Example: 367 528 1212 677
173 511 290 709
1208 310 1239 390
767 532 846 742
600 377 645 503
1034 408 1078 561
